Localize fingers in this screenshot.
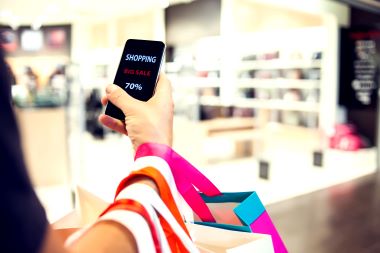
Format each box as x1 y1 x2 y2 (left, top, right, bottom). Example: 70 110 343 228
152 73 172 102
106 84 139 113
98 114 128 135
156 73 171 94
101 95 108 106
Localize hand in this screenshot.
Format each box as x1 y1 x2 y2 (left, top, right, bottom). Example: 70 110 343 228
99 73 174 150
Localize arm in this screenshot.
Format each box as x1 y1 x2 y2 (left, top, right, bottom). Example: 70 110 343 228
48 73 174 253
39 177 159 253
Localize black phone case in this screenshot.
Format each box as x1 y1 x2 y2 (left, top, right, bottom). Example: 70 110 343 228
105 39 165 120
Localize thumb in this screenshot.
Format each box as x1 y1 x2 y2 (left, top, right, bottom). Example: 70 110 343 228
106 84 139 114
151 73 172 102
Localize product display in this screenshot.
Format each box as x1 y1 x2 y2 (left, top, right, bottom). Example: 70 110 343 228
329 124 369 151
236 47 322 127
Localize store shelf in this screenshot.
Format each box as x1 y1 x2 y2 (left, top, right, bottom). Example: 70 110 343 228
169 27 330 129
237 78 320 89
235 98 320 112
239 59 322 70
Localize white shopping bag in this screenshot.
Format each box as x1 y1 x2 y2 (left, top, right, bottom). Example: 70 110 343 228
53 186 109 229
187 223 273 253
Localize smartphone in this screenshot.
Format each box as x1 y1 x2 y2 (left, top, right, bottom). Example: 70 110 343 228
105 39 166 120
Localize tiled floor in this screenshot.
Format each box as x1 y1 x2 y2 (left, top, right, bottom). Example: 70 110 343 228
268 172 380 253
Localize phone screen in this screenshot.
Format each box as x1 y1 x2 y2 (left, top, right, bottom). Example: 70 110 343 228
105 39 165 120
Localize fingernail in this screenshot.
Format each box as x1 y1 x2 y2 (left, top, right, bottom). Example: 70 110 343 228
106 84 117 94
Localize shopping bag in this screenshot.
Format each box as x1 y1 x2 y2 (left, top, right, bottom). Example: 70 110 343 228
134 143 284 252
193 192 287 253
54 186 275 253
53 186 110 242
53 186 109 232
187 223 274 253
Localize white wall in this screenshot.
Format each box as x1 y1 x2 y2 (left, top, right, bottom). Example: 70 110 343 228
240 0 350 26
70 9 166 89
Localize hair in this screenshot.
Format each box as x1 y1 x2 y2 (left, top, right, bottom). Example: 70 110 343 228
0 44 48 253
0 37 31 190
0 46 12 100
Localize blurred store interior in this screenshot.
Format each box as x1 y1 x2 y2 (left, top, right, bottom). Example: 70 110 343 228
1 0 380 252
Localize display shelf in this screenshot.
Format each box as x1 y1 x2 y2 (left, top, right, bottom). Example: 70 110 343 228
169 27 330 128
233 28 324 128
237 78 320 89
239 59 322 70
235 98 320 112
